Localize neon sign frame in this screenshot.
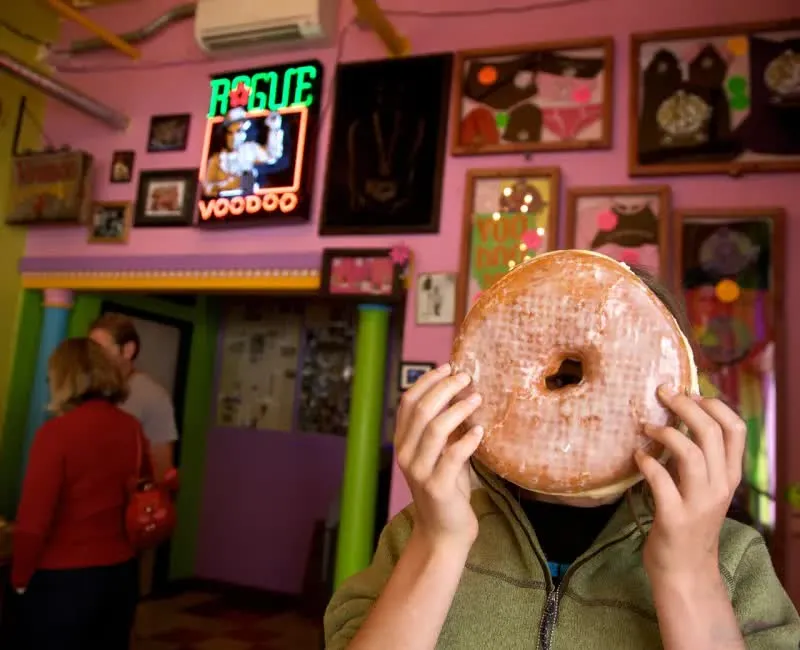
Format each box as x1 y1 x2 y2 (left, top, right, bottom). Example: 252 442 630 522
197 60 323 227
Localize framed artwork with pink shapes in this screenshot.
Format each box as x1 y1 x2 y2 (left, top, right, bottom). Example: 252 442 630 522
565 185 672 278
450 37 614 156
456 167 560 325
320 248 404 302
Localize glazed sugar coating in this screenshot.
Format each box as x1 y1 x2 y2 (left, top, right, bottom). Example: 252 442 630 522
451 250 696 496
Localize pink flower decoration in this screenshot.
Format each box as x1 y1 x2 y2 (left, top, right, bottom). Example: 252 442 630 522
571 84 592 104
521 229 542 250
619 249 641 266
389 244 411 266
596 210 618 231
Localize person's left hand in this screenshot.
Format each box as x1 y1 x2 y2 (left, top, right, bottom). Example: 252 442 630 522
634 384 747 583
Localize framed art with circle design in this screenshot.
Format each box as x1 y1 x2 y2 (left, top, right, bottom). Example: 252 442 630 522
629 18 800 177
88 201 132 244
674 206 786 563
134 168 199 227
565 185 672 279
450 37 614 156
456 167 560 325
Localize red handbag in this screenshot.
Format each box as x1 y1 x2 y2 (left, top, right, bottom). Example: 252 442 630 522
125 433 177 550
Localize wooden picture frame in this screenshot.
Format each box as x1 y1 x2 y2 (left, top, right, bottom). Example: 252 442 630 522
455 167 560 325
320 248 404 302
565 185 671 279
134 168 198 228
399 362 436 391
147 113 192 153
450 37 614 156
319 54 453 235
88 201 132 244
673 207 786 575
416 272 457 326
629 19 800 177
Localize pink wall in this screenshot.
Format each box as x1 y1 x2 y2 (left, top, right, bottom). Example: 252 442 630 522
32 0 798 595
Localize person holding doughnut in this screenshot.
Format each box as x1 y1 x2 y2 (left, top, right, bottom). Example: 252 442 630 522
324 260 798 649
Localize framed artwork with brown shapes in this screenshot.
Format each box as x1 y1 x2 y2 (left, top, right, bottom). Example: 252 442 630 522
450 37 614 156
673 207 786 573
88 201 132 244
455 167 560 325
565 185 671 279
630 19 800 177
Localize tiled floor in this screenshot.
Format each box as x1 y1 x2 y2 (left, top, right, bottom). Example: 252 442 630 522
134 589 323 650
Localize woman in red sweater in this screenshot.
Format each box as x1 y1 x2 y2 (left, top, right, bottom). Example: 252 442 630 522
13 337 151 650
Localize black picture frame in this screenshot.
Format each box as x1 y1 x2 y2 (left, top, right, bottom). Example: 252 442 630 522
147 113 192 153
109 150 135 184
319 54 453 236
399 361 436 391
134 168 199 228
320 248 404 302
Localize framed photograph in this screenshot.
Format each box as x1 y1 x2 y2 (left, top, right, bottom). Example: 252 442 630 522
450 37 614 156
630 19 800 177
134 168 199 227
399 362 436 391
320 248 404 301
416 272 457 326
565 185 671 278
456 167 560 325
674 207 785 542
109 150 135 184
147 113 191 153
88 201 131 243
319 54 453 235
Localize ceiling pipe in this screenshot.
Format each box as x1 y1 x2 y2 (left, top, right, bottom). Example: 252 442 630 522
46 0 140 59
352 0 409 57
66 2 196 55
0 50 129 131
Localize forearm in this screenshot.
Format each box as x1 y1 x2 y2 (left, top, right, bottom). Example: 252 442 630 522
150 443 174 482
350 531 471 650
652 571 745 650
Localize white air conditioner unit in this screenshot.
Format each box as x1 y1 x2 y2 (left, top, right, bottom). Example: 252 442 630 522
194 0 337 55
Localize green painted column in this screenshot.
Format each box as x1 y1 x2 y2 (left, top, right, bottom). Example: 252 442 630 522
334 304 391 588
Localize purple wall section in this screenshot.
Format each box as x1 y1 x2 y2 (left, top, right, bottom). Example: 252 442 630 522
196 427 346 593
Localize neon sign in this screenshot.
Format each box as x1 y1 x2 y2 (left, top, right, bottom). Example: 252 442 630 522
197 61 323 227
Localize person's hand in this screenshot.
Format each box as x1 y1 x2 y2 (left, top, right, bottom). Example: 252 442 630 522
395 363 484 550
635 384 746 584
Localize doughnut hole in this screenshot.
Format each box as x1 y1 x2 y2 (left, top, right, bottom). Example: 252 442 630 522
544 356 584 391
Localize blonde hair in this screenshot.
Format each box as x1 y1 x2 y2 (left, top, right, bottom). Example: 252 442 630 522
48 337 129 414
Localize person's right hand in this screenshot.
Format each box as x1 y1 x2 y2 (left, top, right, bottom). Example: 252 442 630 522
395 363 484 549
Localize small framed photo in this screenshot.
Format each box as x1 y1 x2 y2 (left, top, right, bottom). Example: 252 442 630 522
416 272 457 325
320 248 404 301
399 362 436 391
147 113 191 153
109 150 135 184
88 201 131 243
134 168 199 227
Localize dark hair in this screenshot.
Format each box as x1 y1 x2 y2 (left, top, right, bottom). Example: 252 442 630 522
48 337 128 413
90 312 141 360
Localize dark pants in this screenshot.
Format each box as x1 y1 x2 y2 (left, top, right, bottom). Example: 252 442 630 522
21 559 138 650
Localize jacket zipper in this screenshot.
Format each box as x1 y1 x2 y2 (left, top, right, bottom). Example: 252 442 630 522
536 526 641 650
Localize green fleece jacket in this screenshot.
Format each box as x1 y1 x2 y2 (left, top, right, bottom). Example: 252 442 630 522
325 464 799 649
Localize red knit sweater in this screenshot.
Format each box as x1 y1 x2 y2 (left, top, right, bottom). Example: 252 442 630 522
12 400 151 588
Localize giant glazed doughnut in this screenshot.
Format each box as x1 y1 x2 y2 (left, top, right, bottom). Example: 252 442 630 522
451 250 698 498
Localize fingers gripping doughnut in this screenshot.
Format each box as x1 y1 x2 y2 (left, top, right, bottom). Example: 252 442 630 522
451 250 698 497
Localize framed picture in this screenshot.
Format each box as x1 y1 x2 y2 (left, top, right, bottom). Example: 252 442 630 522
319 54 453 235
450 37 614 156
416 272 457 326
320 248 404 301
134 168 198 227
456 167 560 324
630 19 800 176
109 150 135 184
399 362 435 391
88 201 131 244
565 185 671 278
147 113 191 153
674 207 785 545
